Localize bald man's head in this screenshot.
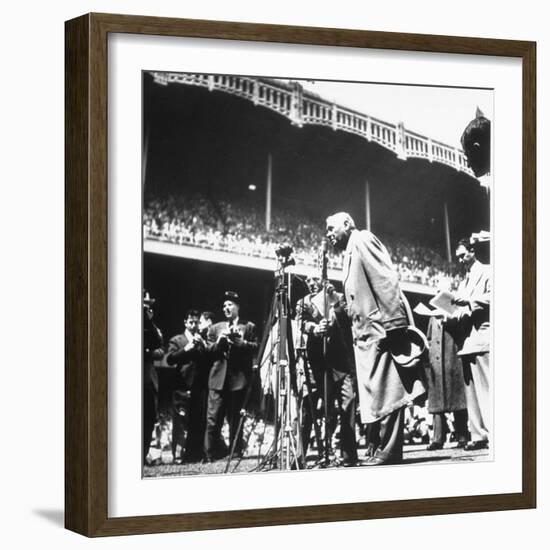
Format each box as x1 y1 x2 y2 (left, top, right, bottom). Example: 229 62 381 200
326 212 355 250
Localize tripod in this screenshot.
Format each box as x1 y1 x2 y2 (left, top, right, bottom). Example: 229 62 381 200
252 257 326 471
222 258 328 473
257 259 302 470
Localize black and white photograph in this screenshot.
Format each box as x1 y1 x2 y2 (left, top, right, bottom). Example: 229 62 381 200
2 0 544 544
142 71 492 478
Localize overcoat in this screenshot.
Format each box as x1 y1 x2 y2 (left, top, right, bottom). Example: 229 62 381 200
207 319 258 391
342 229 426 423
425 316 467 413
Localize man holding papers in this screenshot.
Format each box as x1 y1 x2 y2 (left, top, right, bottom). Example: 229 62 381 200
451 238 491 451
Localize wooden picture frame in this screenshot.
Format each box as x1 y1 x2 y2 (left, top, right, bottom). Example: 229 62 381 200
65 12 536 536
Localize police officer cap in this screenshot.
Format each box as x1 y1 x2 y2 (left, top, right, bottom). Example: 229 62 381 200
224 291 240 305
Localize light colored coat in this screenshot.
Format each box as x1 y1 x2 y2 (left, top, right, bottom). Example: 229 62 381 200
343 230 426 423
453 259 491 356
343 230 409 339
425 316 467 413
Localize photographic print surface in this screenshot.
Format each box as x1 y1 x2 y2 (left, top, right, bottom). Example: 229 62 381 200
142 72 492 478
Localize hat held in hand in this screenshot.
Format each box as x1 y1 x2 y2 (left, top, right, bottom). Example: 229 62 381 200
387 326 428 368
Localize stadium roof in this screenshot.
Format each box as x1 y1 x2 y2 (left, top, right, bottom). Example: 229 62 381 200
151 72 485 180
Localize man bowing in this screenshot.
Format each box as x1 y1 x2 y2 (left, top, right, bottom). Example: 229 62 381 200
326 212 426 465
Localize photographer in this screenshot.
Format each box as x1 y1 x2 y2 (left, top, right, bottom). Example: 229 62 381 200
143 291 164 465
204 291 258 462
199 311 215 340
166 310 209 462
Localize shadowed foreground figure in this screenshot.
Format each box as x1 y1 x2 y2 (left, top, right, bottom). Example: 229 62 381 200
325 212 426 465
461 107 491 178
143 291 164 465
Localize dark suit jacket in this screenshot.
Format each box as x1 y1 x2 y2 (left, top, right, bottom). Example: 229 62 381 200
297 292 355 381
207 319 258 391
143 321 163 392
165 331 209 389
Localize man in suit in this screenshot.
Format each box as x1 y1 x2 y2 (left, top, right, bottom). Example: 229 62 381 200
165 309 209 462
325 212 426 465
296 276 358 466
143 291 164 465
199 311 214 340
451 238 491 451
204 291 258 462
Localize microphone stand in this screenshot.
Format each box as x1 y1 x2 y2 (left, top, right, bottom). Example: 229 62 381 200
320 238 332 467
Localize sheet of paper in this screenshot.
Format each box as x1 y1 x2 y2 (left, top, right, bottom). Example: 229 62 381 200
429 290 458 316
413 302 443 317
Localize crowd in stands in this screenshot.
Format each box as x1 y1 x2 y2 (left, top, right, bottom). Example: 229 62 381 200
143 193 461 289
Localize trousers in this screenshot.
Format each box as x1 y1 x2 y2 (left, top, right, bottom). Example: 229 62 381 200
366 406 405 462
204 388 247 459
462 352 491 443
301 372 357 463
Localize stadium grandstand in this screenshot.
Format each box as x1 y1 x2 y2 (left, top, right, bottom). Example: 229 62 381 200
144 192 462 290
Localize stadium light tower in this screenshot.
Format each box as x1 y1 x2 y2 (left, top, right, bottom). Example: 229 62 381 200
266 154 272 231
444 201 452 262
365 180 371 232
142 123 149 189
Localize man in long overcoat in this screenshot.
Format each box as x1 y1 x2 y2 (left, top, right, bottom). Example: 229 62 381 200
326 212 426 465
424 314 469 449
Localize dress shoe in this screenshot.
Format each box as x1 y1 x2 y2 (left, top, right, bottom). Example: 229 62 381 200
426 441 444 451
364 443 378 458
342 458 359 468
360 456 399 467
181 452 203 464
463 440 489 451
455 439 468 449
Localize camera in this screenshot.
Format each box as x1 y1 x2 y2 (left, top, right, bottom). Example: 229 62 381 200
227 325 242 341
275 243 295 267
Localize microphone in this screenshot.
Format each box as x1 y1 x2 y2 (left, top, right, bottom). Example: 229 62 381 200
319 238 328 280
